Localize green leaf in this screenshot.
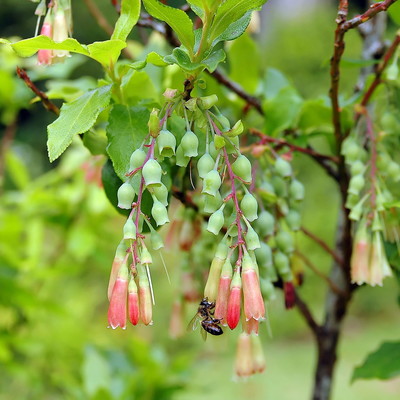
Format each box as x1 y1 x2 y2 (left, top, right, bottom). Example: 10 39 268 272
263 86 302 136
201 48 226 72
111 0 141 41
2 36 125 67
86 40 126 67
106 105 150 180
262 68 290 99
47 84 112 162
129 51 169 70
142 0 195 54
187 0 205 19
298 98 332 134
212 11 252 46
209 0 267 42
228 32 259 93
352 342 400 382
388 2 400 25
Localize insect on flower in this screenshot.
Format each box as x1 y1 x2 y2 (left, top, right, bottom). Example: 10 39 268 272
187 297 223 340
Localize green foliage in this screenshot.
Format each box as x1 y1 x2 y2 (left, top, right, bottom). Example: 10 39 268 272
352 342 400 381
111 0 141 42
47 84 112 162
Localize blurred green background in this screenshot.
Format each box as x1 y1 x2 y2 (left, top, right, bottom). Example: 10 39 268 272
0 1 399 399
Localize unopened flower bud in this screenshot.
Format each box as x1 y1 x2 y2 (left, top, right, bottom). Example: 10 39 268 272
138 265 152 325
202 170 222 197
117 181 135 209
242 252 265 321
108 241 127 300
38 16 53 65
142 159 162 187
140 245 153 265
215 114 230 131
348 174 365 196
286 209 301 231
214 259 233 325
157 129 176 157
148 108 160 138
241 192 258 222
275 230 294 253
175 144 190 167
255 242 277 280
203 191 223 214
350 160 365 176
207 208 225 235
341 137 362 162
283 281 296 309
275 157 292 178
255 210 275 237
152 183 168 206
245 225 261 251
150 229 164 250
129 148 147 170
151 200 169 226
272 176 287 197
180 130 199 157
123 218 136 240
235 333 253 377
289 179 305 201
197 153 215 179
198 94 218 109
351 223 370 285
227 270 242 330
274 251 291 275
232 154 252 184
128 278 139 326
387 161 400 181
108 264 129 329
204 242 228 301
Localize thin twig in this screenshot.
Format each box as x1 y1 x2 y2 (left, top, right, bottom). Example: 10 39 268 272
294 292 320 337
300 226 343 266
249 128 339 180
16 67 60 115
83 0 114 36
294 250 346 297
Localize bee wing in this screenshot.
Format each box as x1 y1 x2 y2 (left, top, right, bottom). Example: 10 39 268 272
201 325 207 341
187 313 200 332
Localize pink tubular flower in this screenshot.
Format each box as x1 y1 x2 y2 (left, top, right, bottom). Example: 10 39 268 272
250 333 266 374
138 265 153 325
214 259 233 325
108 264 129 329
107 241 127 300
37 16 53 65
351 223 370 285
52 8 69 60
234 333 253 378
227 269 241 330
242 253 265 321
368 232 392 287
128 278 139 326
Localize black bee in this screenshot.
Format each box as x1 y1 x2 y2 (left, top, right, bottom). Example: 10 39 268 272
188 297 223 339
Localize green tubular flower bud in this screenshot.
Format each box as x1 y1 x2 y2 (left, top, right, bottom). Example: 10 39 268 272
255 242 273 269
152 183 168 206
348 174 365 196
225 120 244 137
255 210 275 237
215 240 229 259
176 144 190 167
197 153 215 179
289 180 305 201
204 191 223 214
285 209 301 231
215 114 230 131
157 129 176 157
275 231 294 253
130 148 147 170
274 251 291 275
258 181 276 203
241 192 258 222
123 218 137 240
142 159 162 187
277 198 289 216
341 137 362 162
151 200 169 226
245 224 261 250
350 160 365 176
148 108 160 138
271 176 287 198
387 161 400 181
232 154 252 184
260 278 276 301
198 94 218 110
275 157 292 178
202 170 222 197
225 136 239 154
371 212 383 232
117 181 135 209
209 141 219 159
181 130 199 157
214 135 226 149
141 245 153 264
150 229 164 250
207 208 225 235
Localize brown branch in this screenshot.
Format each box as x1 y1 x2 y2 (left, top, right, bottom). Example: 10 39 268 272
294 292 320 337
249 128 339 180
16 67 60 115
300 226 343 266
294 250 346 297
